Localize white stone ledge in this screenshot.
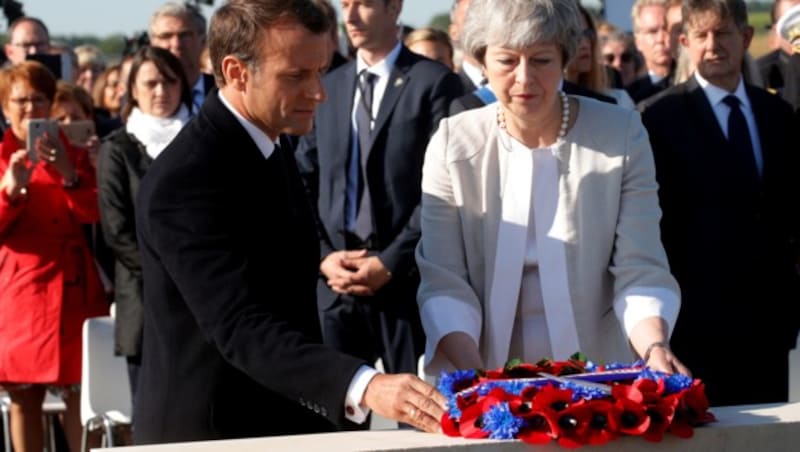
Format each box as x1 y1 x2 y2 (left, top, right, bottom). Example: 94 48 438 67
105 402 800 452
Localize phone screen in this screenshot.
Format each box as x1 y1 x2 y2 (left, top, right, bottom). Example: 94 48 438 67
25 53 63 80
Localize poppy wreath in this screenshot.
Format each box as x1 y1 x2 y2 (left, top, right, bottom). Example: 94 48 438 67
438 353 716 448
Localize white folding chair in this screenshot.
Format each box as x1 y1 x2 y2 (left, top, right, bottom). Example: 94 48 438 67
0 390 66 452
80 316 132 452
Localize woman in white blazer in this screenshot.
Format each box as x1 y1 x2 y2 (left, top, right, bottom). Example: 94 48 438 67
416 0 687 377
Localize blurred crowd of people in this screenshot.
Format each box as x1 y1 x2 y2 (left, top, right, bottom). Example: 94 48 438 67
0 0 799 450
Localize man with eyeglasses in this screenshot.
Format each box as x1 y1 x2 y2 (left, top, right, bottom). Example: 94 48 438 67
149 1 215 113
3 16 50 66
628 0 675 103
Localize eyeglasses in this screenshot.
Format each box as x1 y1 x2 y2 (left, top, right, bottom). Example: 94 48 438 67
9 41 49 52
151 30 197 42
603 52 634 65
8 96 49 107
581 28 597 41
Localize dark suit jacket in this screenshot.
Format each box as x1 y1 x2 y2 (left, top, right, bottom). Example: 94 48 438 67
449 80 616 116
456 68 477 93
296 45 463 311
640 77 800 403
134 91 365 444
627 73 672 104
97 129 152 357
201 72 216 94
758 49 800 111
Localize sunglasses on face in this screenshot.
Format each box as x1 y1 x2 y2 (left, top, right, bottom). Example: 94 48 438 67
581 28 597 41
603 52 634 65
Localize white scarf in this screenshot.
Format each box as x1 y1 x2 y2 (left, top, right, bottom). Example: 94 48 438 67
125 105 190 159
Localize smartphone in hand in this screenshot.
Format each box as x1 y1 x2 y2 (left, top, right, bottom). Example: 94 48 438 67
27 118 59 163
60 120 96 147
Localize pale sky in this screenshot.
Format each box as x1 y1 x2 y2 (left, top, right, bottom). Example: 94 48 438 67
21 0 454 37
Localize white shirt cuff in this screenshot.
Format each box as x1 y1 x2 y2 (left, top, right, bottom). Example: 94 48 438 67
614 286 680 339
344 365 380 424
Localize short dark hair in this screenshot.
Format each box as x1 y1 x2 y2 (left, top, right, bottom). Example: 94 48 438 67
208 0 334 87
683 0 749 32
122 46 192 120
54 81 94 117
7 16 50 43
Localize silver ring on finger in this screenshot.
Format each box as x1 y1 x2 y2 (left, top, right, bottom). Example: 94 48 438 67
48 155 56 162
50 148 56 156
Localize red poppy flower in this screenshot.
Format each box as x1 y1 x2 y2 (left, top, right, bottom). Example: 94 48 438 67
583 400 619 446
634 377 666 403
609 386 651 435
553 403 592 448
669 381 716 438
441 412 460 437
682 381 716 425
458 402 490 439
518 414 555 445
642 394 678 442
531 384 574 414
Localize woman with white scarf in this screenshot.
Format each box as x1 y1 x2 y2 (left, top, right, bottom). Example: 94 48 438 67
96 46 192 410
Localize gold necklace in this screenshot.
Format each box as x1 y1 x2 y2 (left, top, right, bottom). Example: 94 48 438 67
497 91 570 141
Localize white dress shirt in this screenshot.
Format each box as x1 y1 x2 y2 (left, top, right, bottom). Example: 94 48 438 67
694 72 764 176
218 90 378 423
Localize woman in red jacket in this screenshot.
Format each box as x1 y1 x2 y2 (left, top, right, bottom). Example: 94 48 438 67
0 61 108 452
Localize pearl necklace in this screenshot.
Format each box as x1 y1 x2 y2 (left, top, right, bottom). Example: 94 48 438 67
497 91 570 141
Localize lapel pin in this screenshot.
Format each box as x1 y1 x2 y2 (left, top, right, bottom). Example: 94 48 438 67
394 78 404 87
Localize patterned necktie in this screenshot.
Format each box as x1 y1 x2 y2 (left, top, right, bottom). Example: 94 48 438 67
722 95 758 182
354 70 377 240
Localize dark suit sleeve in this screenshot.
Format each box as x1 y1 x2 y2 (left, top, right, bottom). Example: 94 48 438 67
140 159 363 424
378 70 463 276
97 136 141 273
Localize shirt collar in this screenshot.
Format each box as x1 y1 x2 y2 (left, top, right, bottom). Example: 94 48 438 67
461 60 484 87
694 72 750 111
356 41 402 79
217 90 278 160
648 71 665 84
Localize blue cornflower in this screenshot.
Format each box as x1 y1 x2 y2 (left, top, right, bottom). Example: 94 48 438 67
482 402 524 440
438 369 477 398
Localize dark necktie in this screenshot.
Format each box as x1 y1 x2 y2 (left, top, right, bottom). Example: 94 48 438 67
722 95 759 181
354 70 377 240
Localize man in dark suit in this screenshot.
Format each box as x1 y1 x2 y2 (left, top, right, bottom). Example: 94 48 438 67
295 0 463 407
628 0 675 103
149 1 215 112
449 0 483 92
640 0 800 407
758 0 800 110
134 0 446 444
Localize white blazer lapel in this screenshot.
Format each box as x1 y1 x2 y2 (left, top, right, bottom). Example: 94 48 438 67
485 137 531 368
534 141 580 359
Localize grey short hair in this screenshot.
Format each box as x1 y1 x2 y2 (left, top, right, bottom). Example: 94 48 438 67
461 0 581 66
149 1 207 38
683 0 749 32
631 0 669 30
